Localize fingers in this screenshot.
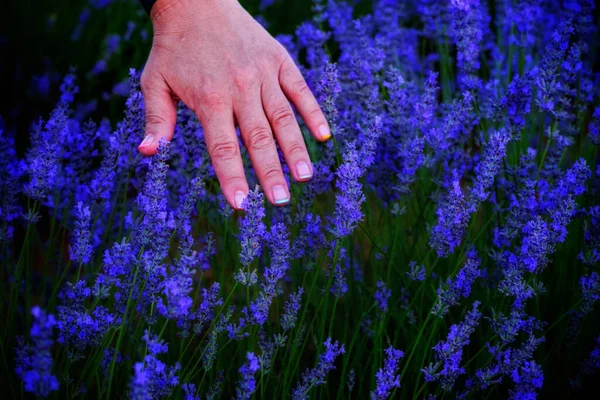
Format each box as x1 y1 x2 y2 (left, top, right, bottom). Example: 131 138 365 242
235 94 290 206
201 110 249 210
138 73 177 155
262 80 313 182
279 57 331 142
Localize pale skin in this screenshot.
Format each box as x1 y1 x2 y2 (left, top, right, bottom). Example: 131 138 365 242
138 0 331 209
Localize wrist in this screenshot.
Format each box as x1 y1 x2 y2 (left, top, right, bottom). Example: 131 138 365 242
150 0 239 26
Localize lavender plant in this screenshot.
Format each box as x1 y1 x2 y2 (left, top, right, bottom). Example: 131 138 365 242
1 0 599 399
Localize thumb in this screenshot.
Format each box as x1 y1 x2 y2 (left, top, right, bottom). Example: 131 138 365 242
138 75 177 155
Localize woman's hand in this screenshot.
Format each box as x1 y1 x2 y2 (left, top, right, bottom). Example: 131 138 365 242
138 0 331 209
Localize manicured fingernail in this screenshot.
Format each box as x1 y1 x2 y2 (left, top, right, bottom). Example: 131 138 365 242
319 124 331 140
234 191 247 209
138 135 155 148
272 185 289 205
296 161 312 180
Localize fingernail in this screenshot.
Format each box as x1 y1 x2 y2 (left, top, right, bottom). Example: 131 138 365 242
234 190 247 209
296 161 312 180
272 185 289 205
318 124 331 140
138 135 155 148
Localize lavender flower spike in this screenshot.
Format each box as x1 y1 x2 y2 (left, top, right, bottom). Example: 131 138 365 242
235 352 260 400
509 360 544 399
423 301 482 391
430 180 469 257
15 307 59 397
292 338 346 400
371 346 404 399
470 129 510 207
281 287 304 331
237 186 266 269
69 202 93 265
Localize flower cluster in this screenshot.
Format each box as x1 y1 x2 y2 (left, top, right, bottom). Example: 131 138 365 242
3 0 599 398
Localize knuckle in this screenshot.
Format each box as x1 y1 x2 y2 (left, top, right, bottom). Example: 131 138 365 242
308 106 324 120
270 106 295 128
293 79 311 97
262 164 282 181
231 66 258 92
140 76 152 96
145 113 167 126
201 91 227 111
286 140 307 157
247 126 274 151
210 139 240 161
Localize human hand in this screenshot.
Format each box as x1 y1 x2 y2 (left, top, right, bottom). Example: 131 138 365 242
138 0 331 209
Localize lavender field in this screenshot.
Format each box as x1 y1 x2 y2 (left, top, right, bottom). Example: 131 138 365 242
1 0 600 398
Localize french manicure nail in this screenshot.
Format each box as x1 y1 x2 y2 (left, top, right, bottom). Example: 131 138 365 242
138 135 155 148
234 190 247 210
318 124 331 140
272 185 289 205
296 161 312 180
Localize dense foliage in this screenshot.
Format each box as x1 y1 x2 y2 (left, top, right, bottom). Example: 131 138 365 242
1 0 600 398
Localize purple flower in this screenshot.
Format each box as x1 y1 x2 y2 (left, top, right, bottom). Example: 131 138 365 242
347 368 356 392
535 20 574 118
406 261 426 282
157 178 207 325
509 360 544 399
433 251 482 316
414 71 439 135
57 281 117 352
0 131 25 241
25 113 64 201
317 62 342 129
258 331 283 374
194 282 224 334
69 202 93 265
129 362 151 400
450 0 484 90
470 129 510 205
58 70 79 105
589 107 600 146
207 370 225 400
423 301 482 391
93 239 135 310
292 338 346 400
15 307 59 397
130 331 180 399
579 205 600 265
202 309 233 371
330 117 382 238
182 383 199 400
328 244 349 298
89 134 118 206
430 181 469 257
499 73 533 133
281 288 304 331
291 213 325 260
570 334 600 389
374 280 391 314
568 272 600 344
235 352 260 400
467 327 545 396
237 186 266 272
136 139 174 257
244 222 290 326
518 217 550 273
371 346 404 399
428 91 475 152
